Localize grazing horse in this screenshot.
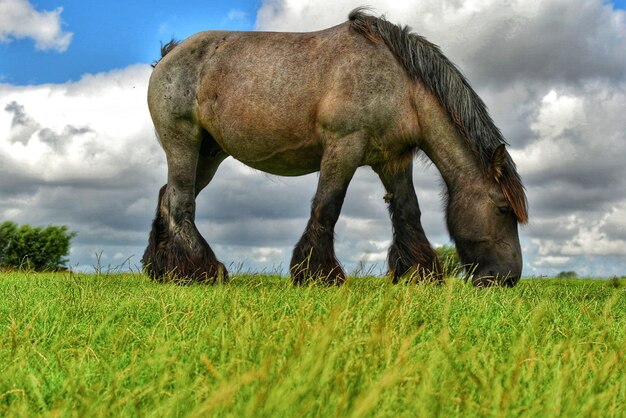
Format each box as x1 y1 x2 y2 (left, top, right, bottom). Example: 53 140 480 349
142 8 528 287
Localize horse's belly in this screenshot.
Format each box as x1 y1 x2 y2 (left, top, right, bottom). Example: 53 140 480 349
225 138 323 176
201 93 324 176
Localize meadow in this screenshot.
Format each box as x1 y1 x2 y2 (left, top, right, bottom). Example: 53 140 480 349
0 272 625 417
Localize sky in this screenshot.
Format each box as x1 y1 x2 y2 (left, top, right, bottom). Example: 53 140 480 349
1 0 626 277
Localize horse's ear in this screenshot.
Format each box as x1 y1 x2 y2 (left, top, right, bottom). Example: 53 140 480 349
491 144 507 181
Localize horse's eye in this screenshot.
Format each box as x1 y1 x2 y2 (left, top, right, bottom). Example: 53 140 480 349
497 206 511 215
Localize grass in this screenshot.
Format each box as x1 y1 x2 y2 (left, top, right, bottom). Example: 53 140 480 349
0 272 625 417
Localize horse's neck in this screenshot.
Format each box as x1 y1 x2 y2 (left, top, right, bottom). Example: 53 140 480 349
414 88 482 192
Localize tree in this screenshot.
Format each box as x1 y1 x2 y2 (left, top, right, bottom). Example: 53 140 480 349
0 221 18 265
436 245 462 277
0 221 76 271
556 271 578 279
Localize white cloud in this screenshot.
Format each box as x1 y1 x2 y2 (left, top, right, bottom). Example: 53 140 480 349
226 9 247 23
0 65 157 184
531 90 585 141
222 8 251 29
533 255 572 267
0 0 73 52
555 206 626 257
251 247 284 263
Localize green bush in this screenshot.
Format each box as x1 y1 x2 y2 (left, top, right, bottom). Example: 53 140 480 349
556 271 578 279
0 221 75 271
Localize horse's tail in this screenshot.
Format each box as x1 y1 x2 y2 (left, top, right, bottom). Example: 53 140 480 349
151 39 180 68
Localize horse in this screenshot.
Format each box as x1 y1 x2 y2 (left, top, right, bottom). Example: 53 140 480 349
142 8 528 287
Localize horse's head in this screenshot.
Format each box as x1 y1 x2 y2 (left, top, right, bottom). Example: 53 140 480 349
446 145 525 286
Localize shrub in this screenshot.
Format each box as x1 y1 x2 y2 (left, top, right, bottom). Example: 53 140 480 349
556 271 578 279
0 221 75 271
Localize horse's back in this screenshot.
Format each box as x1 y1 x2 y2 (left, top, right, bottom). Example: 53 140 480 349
149 22 417 175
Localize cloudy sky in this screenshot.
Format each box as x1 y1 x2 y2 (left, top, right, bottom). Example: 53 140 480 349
1 0 625 277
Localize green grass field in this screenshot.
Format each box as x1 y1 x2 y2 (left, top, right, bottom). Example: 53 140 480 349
1 272 625 417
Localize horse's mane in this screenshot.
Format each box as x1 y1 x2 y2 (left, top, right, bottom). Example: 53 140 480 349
151 39 180 68
349 8 528 223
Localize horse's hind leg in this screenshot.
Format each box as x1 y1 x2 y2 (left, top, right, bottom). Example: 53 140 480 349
373 161 443 283
291 137 364 285
142 126 227 283
143 184 169 280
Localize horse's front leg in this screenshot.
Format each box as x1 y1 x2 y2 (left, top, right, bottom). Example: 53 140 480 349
290 137 364 285
373 161 443 283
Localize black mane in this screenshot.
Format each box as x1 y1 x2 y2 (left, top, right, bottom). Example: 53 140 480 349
151 39 180 68
349 8 528 223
